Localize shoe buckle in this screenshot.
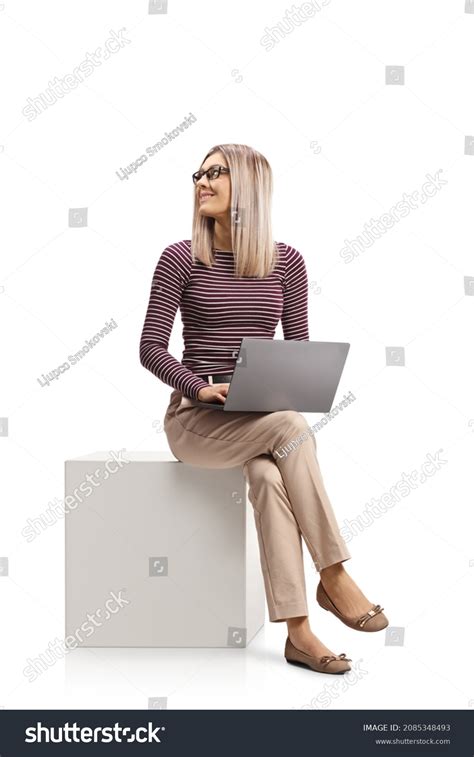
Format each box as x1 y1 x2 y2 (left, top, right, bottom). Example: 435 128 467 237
359 605 382 627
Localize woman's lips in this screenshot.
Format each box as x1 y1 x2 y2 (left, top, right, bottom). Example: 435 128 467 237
200 193 214 202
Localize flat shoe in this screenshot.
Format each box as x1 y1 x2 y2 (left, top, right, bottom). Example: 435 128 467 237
284 636 352 674
317 580 388 632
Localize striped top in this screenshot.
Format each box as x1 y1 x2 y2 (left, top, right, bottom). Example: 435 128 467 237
139 239 309 399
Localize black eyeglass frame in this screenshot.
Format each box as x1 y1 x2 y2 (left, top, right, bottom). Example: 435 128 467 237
192 164 230 185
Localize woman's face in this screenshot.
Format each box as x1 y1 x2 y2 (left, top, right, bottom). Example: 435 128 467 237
195 151 231 219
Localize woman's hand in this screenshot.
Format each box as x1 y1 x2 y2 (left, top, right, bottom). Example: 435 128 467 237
197 383 230 404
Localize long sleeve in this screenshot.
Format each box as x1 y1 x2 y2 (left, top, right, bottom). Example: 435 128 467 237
139 245 209 399
281 245 310 340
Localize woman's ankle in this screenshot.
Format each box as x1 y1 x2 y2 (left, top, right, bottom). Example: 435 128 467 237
286 616 312 641
320 562 345 580
286 615 309 631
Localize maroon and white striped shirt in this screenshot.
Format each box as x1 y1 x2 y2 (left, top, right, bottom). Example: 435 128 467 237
139 239 309 399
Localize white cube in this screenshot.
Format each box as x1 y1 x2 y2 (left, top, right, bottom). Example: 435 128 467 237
65 451 265 647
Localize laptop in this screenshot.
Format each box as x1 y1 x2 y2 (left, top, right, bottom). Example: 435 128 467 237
191 338 350 412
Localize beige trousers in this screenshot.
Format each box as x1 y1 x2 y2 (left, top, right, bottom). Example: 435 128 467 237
163 389 351 622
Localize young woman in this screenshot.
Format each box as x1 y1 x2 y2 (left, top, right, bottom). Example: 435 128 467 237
139 143 388 675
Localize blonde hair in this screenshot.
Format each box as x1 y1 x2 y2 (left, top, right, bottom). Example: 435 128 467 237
190 143 279 278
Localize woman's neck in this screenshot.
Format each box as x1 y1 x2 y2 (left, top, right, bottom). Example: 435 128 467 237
212 219 232 252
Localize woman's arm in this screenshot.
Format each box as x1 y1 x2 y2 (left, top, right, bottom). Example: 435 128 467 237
281 244 310 340
139 245 209 399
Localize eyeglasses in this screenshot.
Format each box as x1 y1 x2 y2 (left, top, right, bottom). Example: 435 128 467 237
192 164 230 185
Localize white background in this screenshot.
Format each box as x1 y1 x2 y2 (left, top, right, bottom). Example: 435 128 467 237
0 0 473 710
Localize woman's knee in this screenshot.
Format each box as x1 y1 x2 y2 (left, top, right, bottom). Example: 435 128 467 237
245 456 283 488
270 410 315 454
276 410 310 436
